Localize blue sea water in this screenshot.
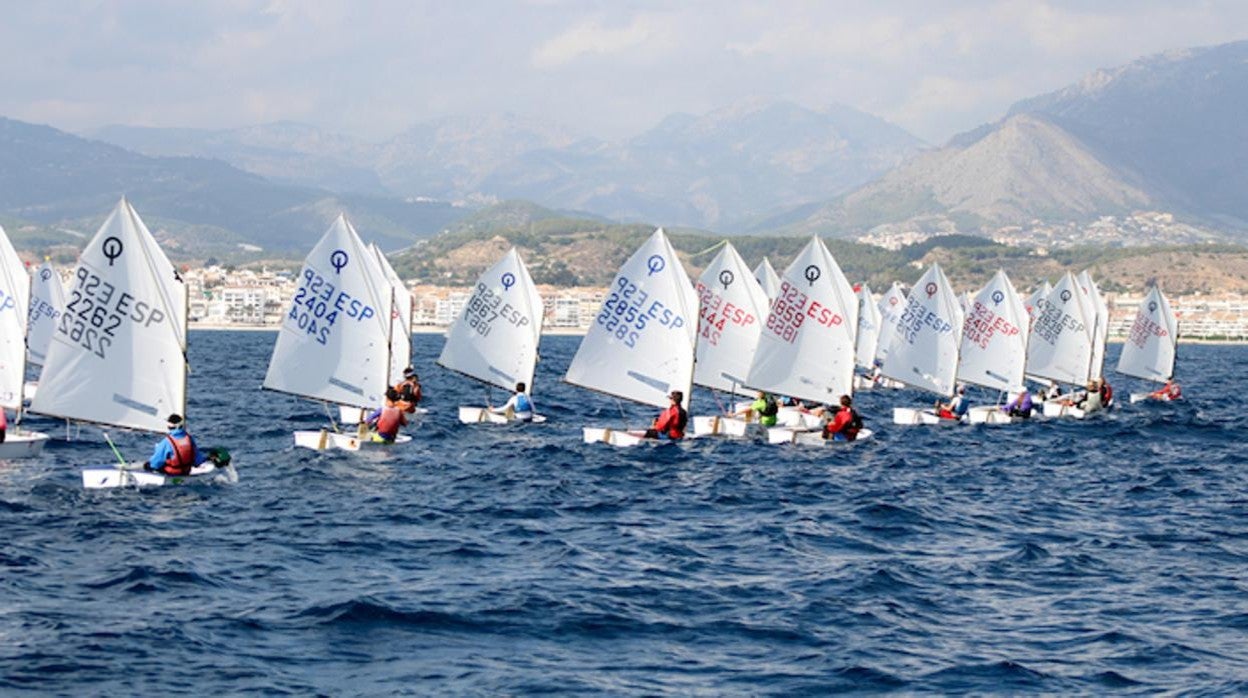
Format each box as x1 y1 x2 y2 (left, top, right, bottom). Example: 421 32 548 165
2 332 1247 695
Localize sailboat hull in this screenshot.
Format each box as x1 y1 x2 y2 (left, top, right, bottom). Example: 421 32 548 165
0 431 50 459
1130 392 1177 404
691 415 752 438
765 427 874 446
458 407 546 425
294 429 414 451
82 463 238 489
893 407 961 426
966 406 1021 425
582 427 655 447
1041 399 1087 419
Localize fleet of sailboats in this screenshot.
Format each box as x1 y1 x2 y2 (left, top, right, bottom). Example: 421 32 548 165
1 205 1191 479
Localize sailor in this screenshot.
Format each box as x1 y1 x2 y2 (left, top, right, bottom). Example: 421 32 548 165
1149 379 1182 401
366 388 408 443
394 368 422 413
1004 390 1033 418
936 385 970 421
1075 380 1104 413
146 414 204 476
823 395 863 441
733 390 778 427
646 390 688 440
491 382 535 422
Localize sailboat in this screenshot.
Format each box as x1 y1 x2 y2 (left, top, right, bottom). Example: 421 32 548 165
884 263 965 425
689 241 770 437
565 228 699 447
743 237 867 445
871 282 908 389
959 270 1031 425
1025 281 1051 329
1026 272 1096 418
438 248 546 424
0 226 50 459
1078 270 1110 387
263 215 407 450
337 243 415 425
852 283 881 389
753 257 782 301
29 200 233 487
23 261 65 402
1118 285 1179 402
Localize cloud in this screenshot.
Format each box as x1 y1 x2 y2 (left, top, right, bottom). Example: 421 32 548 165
531 14 672 69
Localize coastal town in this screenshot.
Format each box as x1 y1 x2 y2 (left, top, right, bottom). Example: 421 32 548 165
176 264 1248 340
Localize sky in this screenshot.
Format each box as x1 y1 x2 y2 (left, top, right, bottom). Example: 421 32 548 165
1 1 1245 145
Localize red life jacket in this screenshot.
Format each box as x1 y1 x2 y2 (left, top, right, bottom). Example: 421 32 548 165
376 405 404 439
163 433 195 476
655 405 688 439
1100 383 1113 405
394 381 422 413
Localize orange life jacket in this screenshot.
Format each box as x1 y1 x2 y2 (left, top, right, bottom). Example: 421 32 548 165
375 406 404 440
163 433 195 476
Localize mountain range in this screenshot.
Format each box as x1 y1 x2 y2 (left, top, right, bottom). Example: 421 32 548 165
2 39 1246 259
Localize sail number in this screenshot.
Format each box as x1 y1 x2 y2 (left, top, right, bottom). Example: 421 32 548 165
58 268 167 359
765 280 843 344
896 296 953 345
1127 312 1167 348
463 282 529 338
695 282 755 347
288 268 376 345
963 301 1020 349
1032 303 1083 346
598 275 685 348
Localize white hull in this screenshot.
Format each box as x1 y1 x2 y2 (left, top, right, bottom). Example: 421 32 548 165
1041 399 1087 419
82 463 239 489
339 405 427 424
457 406 546 424
1129 392 1177 404
691 414 752 438
0 431 51 459
766 427 875 446
294 429 414 451
854 375 903 390
581 427 654 447
892 407 963 426
966 406 1021 425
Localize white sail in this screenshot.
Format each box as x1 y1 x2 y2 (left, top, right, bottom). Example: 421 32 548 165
1077 270 1109 381
745 237 858 404
1116 285 1177 383
957 270 1029 393
881 264 963 396
26 262 65 368
1026 281 1051 329
693 242 770 394
753 257 782 301
874 281 907 364
369 243 413 386
438 248 544 392
263 216 393 409
0 226 30 410
565 228 698 409
30 199 187 432
855 284 881 369
1024 272 1094 386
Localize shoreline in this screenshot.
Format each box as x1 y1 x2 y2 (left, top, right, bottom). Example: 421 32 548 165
187 323 1247 343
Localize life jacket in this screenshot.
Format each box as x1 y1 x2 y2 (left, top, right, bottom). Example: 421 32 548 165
395 380 422 412
759 397 778 417
1167 383 1182 399
515 393 533 414
824 407 861 440
163 433 195 476
656 404 688 439
1100 382 1113 406
376 405 403 440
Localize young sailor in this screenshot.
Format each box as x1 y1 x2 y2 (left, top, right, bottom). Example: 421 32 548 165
147 414 204 476
1004 390 1033 418
936 385 970 421
1073 380 1104 413
1149 379 1182 401
822 395 863 442
490 382 536 422
646 390 688 440
394 368 422 413
366 388 409 443
733 390 779 427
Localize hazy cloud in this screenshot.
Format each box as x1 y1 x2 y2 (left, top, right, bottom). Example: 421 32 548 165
0 1 1243 144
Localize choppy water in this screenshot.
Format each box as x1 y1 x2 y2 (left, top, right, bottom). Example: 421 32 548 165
2 332 1246 694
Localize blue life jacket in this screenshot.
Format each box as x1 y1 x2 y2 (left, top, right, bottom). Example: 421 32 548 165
515 393 532 413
